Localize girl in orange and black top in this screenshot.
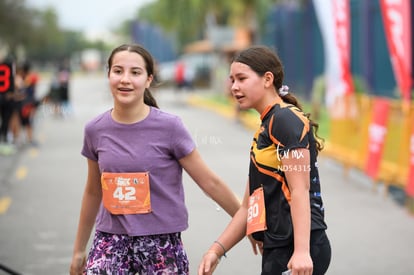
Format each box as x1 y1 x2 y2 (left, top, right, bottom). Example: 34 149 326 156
198 46 331 275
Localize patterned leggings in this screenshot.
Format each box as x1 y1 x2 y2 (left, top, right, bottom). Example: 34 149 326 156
84 231 189 275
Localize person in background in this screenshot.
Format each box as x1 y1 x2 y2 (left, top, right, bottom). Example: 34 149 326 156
46 69 63 116
69 43 241 275
198 46 331 275
57 59 71 112
174 60 186 91
0 58 16 155
46 61 71 117
11 61 39 146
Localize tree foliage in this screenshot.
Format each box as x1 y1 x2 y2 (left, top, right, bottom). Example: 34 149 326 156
0 0 287 63
135 0 279 50
0 0 101 64
0 0 33 50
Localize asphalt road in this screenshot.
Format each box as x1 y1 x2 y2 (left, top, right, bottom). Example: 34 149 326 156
1 74 414 275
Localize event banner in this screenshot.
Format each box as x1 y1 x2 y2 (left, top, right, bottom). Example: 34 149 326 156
313 0 353 105
380 0 412 103
407 129 414 197
365 98 390 179
333 0 354 97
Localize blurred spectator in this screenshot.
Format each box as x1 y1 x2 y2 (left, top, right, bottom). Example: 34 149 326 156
174 61 185 91
57 60 71 108
10 61 40 146
0 58 16 155
46 61 71 117
174 60 196 92
184 64 195 90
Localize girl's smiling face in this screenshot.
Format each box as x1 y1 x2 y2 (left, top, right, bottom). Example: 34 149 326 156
108 50 153 107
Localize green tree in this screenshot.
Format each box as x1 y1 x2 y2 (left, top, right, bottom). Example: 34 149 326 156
133 0 277 52
26 8 66 62
0 0 34 57
26 8 97 64
0 0 111 65
134 0 280 52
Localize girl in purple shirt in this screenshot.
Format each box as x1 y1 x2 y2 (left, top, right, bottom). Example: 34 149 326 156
70 44 240 275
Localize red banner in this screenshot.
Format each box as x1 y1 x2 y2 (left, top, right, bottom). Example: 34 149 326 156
333 0 354 96
380 0 412 103
365 98 390 179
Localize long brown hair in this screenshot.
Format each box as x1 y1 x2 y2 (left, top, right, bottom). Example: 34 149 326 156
107 44 159 108
232 45 324 151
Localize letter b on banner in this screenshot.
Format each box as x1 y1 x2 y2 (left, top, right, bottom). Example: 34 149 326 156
0 62 14 93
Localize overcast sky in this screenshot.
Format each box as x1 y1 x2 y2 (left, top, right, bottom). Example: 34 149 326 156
26 0 155 36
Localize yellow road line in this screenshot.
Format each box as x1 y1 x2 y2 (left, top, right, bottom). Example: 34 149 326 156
0 197 12 214
29 148 39 158
15 166 28 180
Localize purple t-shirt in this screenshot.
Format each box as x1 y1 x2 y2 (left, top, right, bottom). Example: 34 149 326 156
81 107 196 236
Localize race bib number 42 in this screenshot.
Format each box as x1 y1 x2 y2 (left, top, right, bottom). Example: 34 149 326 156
246 187 267 236
101 172 151 215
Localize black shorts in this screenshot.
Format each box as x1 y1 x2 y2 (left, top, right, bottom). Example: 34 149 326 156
261 230 331 275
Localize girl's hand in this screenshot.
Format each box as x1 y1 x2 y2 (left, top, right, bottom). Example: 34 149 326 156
287 251 313 275
198 251 220 275
247 234 263 255
70 251 86 275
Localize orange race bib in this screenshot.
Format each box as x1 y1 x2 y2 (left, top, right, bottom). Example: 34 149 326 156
101 172 151 215
246 187 267 236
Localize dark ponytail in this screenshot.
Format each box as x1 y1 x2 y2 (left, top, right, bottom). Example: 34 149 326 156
144 88 159 108
279 92 324 152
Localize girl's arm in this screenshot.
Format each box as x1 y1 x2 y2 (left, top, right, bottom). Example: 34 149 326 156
70 159 102 275
197 183 251 275
180 148 256 274
179 148 240 216
283 148 313 275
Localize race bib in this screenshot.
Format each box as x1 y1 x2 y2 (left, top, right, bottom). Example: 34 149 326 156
101 172 151 215
246 187 267 236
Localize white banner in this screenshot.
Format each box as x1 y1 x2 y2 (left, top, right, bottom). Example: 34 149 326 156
313 0 353 117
